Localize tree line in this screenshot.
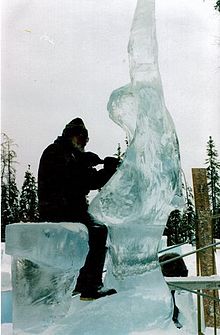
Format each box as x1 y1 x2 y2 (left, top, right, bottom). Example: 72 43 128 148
165 136 220 245
164 136 220 245
1 133 220 243
1 133 39 241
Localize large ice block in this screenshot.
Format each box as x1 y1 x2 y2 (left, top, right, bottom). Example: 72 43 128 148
5 222 89 333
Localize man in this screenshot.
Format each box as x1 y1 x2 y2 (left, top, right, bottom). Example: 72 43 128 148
38 118 118 300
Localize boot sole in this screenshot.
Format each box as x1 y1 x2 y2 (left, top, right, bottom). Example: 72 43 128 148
80 297 96 301
80 290 117 301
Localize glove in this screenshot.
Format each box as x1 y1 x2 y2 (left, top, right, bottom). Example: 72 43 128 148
83 152 104 167
104 157 120 172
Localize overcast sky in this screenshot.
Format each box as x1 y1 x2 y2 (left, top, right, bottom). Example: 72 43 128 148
1 0 220 188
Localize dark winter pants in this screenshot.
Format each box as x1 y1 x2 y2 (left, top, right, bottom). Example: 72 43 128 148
171 290 179 322
74 212 108 292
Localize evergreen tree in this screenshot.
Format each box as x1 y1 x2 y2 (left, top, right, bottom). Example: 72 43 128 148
164 210 182 246
114 139 128 163
1 183 12 239
205 136 220 211
114 143 124 162
181 186 196 243
205 0 220 11
205 136 220 237
164 172 196 246
215 0 220 11
1 133 20 241
20 165 39 222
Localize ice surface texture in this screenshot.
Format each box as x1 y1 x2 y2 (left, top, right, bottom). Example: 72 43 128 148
87 0 183 332
6 222 89 333
89 0 183 280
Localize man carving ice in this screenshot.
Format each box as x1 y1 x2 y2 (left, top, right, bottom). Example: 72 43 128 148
38 117 118 300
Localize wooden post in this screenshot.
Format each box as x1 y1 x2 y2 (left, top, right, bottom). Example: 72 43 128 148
192 168 220 329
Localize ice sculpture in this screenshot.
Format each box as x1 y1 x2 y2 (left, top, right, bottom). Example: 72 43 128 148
90 0 183 272
87 0 183 331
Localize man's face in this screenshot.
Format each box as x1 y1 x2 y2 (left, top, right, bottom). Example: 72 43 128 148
72 133 89 151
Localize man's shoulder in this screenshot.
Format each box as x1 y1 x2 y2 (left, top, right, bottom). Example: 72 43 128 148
43 142 59 154
41 140 65 159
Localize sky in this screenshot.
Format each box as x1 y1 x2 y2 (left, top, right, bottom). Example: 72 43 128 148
1 0 220 189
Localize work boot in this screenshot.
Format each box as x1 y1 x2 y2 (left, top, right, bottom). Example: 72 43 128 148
72 285 83 297
80 288 117 301
72 282 104 296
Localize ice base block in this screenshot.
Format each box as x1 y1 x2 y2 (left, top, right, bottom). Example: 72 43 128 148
5 222 89 334
5 222 176 335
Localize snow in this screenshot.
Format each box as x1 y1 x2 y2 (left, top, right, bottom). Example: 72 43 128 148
1 244 12 292
1 324 13 335
1 242 220 334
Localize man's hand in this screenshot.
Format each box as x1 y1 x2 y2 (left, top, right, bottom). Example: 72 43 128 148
104 157 120 172
83 152 104 167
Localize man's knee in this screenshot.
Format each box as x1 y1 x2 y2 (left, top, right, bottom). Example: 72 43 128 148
91 224 107 239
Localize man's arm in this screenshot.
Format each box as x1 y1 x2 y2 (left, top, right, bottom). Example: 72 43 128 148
86 156 120 190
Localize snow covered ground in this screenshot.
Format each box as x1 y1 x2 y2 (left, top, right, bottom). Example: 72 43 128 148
1 242 220 335
1 324 218 335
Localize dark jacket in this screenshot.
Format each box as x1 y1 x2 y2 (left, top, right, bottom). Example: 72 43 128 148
38 136 117 222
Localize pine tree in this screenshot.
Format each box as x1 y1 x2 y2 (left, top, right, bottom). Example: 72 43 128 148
205 136 220 211
205 136 220 237
1 133 20 241
1 183 12 239
164 171 196 246
164 210 182 246
181 186 196 243
205 0 220 11
114 143 123 162
114 139 128 162
20 165 39 222
215 0 220 11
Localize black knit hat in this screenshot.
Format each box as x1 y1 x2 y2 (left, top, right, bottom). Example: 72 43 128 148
62 118 88 138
